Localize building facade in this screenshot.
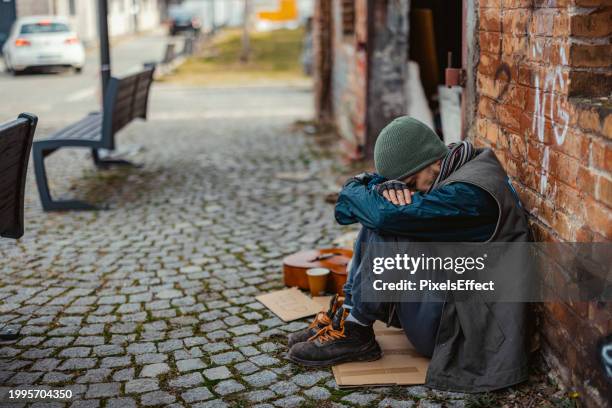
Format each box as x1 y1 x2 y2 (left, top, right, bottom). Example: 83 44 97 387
313 1 611 406
14 0 161 46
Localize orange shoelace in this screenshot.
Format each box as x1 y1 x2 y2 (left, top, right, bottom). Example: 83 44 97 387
308 311 331 329
308 309 348 343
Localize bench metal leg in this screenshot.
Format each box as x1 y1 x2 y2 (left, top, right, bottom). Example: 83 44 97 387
33 144 100 212
92 149 141 169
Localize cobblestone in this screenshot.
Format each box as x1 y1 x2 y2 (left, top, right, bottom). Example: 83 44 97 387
0 84 466 408
203 366 232 381
214 379 246 396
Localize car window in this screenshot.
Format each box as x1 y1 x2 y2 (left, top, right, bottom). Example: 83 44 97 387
20 22 70 34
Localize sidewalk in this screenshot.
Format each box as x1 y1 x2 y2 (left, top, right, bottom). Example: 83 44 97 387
0 83 554 407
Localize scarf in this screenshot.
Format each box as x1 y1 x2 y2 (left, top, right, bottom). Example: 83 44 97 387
428 141 476 193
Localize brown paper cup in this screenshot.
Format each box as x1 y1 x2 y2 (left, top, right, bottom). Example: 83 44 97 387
307 268 330 297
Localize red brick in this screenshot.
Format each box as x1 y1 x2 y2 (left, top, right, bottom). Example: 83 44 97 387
570 8 612 37
578 165 598 196
535 0 571 6
591 138 612 172
553 13 570 36
588 302 612 335
479 32 502 54
518 65 536 87
502 0 534 8
478 53 501 76
530 9 556 36
502 34 528 56
552 208 573 239
486 119 502 145
570 43 612 68
585 197 612 238
528 37 552 62
497 104 523 132
575 225 594 241
603 113 612 139
572 0 611 5
480 8 502 32
549 150 581 187
551 127 590 159
480 0 501 7
578 108 602 133
507 132 527 158
597 175 612 208
527 140 544 164
477 72 497 99
502 9 530 34
554 182 585 218
478 96 498 119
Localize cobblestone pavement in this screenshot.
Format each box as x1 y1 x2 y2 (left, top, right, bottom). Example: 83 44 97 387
2 84 483 408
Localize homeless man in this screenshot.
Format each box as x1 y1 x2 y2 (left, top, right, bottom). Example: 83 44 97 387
287 116 531 392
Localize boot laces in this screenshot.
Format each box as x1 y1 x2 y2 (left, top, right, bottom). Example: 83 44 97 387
308 309 348 343
307 294 341 329
308 311 331 329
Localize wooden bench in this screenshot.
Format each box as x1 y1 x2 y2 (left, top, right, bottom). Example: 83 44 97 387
0 113 37 239
0 113 37 341
32 68 154 211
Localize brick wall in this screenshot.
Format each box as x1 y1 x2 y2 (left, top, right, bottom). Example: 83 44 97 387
328 0 368 159
473 0 611 406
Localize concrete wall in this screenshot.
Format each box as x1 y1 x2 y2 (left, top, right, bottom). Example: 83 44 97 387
15 0 54 16
17 0 161 46
473 1 611 406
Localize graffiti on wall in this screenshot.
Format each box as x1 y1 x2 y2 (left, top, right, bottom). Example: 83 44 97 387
531 43 570 195
599 335 612 381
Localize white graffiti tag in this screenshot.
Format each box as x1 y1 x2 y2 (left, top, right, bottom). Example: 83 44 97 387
531 44 570 194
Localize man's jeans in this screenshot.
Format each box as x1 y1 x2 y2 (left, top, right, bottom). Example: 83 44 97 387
343 228 443 357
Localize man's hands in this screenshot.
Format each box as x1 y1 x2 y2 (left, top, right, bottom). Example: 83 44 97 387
375 180 413 206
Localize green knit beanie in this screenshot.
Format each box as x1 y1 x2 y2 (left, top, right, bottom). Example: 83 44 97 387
374 116 448 180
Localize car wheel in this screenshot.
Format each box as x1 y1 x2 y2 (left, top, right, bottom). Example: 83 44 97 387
74 67 83 74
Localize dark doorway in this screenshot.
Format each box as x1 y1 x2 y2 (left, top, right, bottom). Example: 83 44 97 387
0 0 17 53
408 0 463 142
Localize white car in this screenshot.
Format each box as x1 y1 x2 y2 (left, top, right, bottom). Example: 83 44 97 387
2 16 85 75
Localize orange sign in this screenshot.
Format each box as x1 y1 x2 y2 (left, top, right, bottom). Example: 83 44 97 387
257 0 298 22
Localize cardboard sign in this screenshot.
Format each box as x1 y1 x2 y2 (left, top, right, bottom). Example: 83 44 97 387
256 288 327 322
332 321 430 387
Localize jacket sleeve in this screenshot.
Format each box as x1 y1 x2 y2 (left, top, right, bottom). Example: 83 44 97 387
334 179 499 241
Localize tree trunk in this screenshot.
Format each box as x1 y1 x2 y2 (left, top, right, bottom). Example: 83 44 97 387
240 0 251 63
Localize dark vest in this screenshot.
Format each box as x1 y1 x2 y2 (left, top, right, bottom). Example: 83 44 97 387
425 148 531 392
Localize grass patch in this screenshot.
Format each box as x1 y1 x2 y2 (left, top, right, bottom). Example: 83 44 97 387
164 28 309 85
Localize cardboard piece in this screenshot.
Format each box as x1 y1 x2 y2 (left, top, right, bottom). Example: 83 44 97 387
332 321 430 387
256 288 329 322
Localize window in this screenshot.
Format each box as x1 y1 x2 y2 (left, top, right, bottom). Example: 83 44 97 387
69 0 76 16
20 22 70 34
341 0 355 37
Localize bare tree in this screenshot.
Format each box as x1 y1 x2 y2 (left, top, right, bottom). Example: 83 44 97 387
240 0 251 63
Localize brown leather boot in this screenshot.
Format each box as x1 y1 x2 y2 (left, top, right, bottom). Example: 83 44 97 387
288 309 382 367
287 294 343 347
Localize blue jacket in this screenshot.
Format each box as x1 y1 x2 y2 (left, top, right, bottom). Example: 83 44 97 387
335 175 498 242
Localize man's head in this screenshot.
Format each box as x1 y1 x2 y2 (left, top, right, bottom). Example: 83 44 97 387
374 116 447 192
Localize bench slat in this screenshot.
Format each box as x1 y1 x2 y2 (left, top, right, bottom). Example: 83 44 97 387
47 113 102 142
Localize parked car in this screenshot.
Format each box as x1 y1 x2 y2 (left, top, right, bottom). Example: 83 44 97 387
168 9 201 36
2 16 85 75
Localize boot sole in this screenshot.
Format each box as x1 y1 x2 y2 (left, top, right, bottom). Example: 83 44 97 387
288 341 382 367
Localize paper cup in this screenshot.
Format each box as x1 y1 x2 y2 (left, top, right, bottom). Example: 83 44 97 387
306 268 330 297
